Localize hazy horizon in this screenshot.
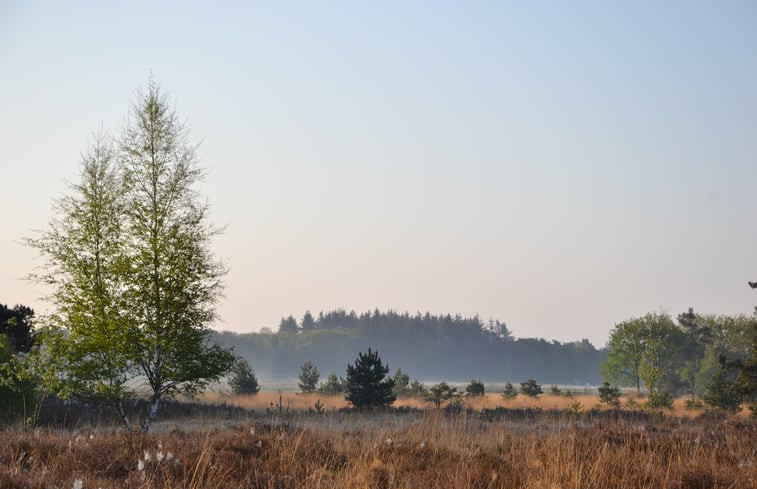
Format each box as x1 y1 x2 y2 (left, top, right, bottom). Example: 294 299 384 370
2 2 756 347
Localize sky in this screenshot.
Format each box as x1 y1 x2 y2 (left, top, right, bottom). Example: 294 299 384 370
1 1 755 347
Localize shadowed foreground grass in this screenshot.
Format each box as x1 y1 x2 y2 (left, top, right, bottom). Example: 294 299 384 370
2 408 755 489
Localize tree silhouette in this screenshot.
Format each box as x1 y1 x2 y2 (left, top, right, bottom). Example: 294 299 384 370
278 315 299 334
345 349 395 409
0 304 35 353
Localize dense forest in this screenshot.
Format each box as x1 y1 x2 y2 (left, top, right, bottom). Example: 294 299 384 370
213 309 608 384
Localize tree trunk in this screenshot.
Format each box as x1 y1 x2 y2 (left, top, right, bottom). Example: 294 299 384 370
116 400 131 430
141 397 160 432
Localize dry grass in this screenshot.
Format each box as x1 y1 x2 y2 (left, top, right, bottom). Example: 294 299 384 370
201 391 751 418
2 404 755 489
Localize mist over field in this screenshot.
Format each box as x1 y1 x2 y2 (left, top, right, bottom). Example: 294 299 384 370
214 309 606 384
2 2 757 488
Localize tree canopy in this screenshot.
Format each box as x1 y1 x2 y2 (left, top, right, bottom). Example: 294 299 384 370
26 78 234 430
216 309 605 383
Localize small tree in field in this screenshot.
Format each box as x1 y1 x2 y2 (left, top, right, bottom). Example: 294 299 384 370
298 361 320 393
345 349 396 409
392 368 411 397
425 382 459 408
229 358 260 395
319 372 346 395
598 382 621 408
520 379 543 397
465 379 485 397
502 382 518 400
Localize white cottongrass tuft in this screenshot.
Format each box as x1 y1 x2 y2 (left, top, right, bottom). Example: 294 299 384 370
156 451 165 463
72 479 83 489
166 452 174 461
143 450 152 462
385 438 393 446
137 460 145 471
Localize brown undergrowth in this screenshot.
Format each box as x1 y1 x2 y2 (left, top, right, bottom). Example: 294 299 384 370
1 407 755 489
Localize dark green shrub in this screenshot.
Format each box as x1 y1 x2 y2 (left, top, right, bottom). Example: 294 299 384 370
501 382 518 400
520 379 542 397
597 382 621 408
345 349 396 409
228 358 260 395
465 379 485 397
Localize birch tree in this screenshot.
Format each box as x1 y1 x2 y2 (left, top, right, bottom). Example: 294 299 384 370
27 134 135 427
119 79 234 431
28 78 234 431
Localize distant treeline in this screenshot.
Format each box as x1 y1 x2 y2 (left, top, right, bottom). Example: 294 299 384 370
213 309 607 384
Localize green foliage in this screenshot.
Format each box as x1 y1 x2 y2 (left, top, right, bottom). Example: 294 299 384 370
229 358 260 395
703 355 743 413
520 379 542 397
26 79 235 431
266 392 290 415
644 391 674 410
568 399 583 417
301 311 316 332
501 382 518 400
549 384 561 395
683 397 704 410
345 349 396 409
424 382 459 408
213 309 607 384
601 317 648 391
0 304 35 353
309 398 325 414
319 372 346 395
391 368 411 397
624 397 640 410
465 379 485 397
597 382 621 408
0 306 41 425
407 379 427 397
736 313 756 410
298 361 320 393
278 316 299 334
603 310 755 403
602 314 686 395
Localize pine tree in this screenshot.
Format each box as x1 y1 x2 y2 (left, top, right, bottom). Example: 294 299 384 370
319 372 346 395
298 361 320 393
229 358 260 395
597 382 621 407
520 379 543 397
301 311 316 332
465 379 485 396
345 349 396 409
424 382 459 408
501 382 518 400
703 355 743 413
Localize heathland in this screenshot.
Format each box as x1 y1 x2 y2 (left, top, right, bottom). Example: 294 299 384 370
2 393 756 489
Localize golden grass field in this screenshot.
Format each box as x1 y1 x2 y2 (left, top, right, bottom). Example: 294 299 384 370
2 408 755 489
0 391 757 489
201 391 752 419
1 392 755 488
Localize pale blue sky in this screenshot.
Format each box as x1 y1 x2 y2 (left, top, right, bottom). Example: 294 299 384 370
1 1 755 346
